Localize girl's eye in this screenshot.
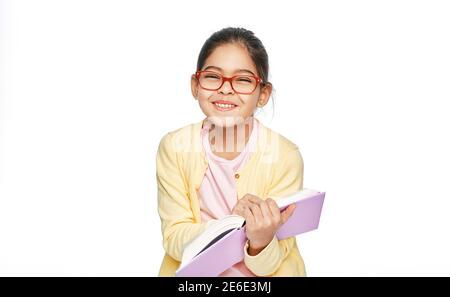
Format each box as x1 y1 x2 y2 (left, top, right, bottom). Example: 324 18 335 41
236 77 252 83
204 74 221 79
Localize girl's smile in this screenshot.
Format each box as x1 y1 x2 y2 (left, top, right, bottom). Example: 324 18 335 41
212 99 239 112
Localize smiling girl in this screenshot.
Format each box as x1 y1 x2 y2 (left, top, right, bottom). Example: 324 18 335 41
157 27 306 276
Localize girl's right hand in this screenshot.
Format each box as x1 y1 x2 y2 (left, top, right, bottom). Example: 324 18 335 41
231 194 263 217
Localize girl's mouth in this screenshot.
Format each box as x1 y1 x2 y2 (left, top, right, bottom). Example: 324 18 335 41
213 102 238 112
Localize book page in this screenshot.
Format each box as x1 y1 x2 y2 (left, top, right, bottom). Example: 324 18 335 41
275 188 320 209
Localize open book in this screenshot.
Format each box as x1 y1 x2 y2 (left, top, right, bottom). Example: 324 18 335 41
176 188 325 277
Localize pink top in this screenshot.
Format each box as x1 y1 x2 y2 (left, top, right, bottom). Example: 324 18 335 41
197 118 259 277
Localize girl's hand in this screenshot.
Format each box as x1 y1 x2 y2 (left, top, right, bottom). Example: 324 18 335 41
243 196 296 256
231 194 262 217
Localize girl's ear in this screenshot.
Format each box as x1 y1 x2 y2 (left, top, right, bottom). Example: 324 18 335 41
257 82 273 107
191 74 199 99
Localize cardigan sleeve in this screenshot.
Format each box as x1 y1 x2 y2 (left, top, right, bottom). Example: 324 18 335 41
243 147 304 276
156 132 209 262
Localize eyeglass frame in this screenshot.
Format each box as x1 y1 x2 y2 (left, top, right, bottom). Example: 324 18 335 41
194 70 264 95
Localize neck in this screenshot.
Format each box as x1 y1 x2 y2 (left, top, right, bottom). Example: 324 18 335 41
207 117 254 154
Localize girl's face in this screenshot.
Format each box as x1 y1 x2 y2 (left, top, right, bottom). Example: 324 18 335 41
191 43 272 127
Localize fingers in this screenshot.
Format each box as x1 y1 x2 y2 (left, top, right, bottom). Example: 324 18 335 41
258 199 273 221
232 202 247 215
248 202 263 222
244 206 255 226
233 194 262 216
244 194 263 205
280 204 296 224
237 195 295 226
266 198 281 222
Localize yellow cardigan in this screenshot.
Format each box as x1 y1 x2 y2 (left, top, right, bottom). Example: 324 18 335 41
156 117 306 276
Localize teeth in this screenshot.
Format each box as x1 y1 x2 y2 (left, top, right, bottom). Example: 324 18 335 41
214 102 236 109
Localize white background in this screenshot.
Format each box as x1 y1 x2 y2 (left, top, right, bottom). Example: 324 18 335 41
1 0 449 276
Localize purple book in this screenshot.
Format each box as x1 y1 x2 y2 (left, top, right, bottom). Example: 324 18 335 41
175 189 326 277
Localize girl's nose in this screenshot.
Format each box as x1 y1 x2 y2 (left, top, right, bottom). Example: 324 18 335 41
219 80 234 94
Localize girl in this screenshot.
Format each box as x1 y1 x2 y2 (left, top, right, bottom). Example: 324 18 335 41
156 27 306 277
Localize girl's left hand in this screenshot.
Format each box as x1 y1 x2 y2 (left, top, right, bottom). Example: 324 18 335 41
243 196 296 256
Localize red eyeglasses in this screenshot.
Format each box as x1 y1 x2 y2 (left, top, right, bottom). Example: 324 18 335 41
194 70 263 95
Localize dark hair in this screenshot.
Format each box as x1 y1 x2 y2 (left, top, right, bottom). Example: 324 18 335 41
196 27 270 84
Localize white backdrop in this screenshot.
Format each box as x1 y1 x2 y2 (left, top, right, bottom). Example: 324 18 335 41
1 0 449 276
